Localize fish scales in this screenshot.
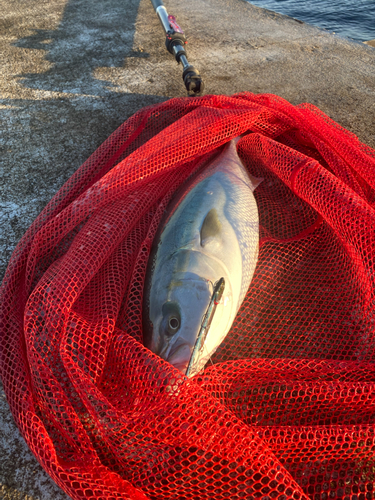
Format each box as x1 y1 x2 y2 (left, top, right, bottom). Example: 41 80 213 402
143 138 261 376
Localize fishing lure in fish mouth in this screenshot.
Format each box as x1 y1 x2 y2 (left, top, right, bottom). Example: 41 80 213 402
143 138 262 377
186 277 225 377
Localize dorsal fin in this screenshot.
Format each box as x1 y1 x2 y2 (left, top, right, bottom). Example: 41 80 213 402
200 208 222 247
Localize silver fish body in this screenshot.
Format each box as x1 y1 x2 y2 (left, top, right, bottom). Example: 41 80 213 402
143 139 260 376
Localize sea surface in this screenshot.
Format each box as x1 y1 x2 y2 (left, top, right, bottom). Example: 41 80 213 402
247 0 375 42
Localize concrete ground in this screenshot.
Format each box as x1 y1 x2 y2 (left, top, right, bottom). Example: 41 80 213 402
0 0 374 498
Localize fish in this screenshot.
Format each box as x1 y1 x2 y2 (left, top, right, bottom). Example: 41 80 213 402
143 138 261 377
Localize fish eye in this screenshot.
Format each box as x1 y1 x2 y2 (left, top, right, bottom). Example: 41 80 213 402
165 313 181 336
161 302 181 337
169 317 180 330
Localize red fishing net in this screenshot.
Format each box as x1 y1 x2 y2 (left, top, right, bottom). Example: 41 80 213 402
1 92 375 500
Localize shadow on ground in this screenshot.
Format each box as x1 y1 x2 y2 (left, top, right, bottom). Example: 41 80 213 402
12 0 152 95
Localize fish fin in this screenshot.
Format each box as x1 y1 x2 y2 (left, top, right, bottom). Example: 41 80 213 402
230 137 264 192
248 175 264 192
200 208 222 247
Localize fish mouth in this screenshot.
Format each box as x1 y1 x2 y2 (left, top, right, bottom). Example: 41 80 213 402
171 361 189 374
167 344 192 375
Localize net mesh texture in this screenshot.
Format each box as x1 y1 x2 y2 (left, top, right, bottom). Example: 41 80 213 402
1 92 375 500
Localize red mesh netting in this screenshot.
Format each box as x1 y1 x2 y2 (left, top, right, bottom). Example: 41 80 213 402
1 92 375 500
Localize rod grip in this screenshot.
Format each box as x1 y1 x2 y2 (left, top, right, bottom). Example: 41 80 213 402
150 0 164 10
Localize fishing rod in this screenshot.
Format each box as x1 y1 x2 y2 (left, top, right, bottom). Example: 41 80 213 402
150 0 204 96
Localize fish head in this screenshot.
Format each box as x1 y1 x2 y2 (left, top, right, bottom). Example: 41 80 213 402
145 274 213 374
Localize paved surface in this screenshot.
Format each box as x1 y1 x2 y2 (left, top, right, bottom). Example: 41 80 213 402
0 0 374 498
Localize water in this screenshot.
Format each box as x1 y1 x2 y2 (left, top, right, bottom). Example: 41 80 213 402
248 0 375 42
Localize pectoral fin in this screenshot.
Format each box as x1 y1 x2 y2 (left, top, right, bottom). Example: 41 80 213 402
200 208 222 247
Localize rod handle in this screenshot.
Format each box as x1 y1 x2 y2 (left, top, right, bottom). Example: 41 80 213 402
150 0 164 11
